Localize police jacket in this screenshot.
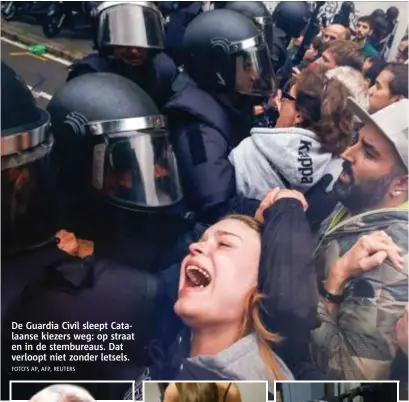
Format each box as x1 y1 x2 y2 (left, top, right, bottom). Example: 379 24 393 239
270 25 290 73
165 72 253 224
66 52 177 108
158 1 203 65
1 239 159 400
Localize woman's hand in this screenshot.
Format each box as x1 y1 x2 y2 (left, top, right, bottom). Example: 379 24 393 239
255 188 308 224
328 231 404 286
292 67 301 77
268 89 282 112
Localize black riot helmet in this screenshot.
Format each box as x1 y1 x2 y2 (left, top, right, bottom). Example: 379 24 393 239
372 15 388 37
223 2 273 48
1 63 57 255
93 1 165 58
340 1 355 14
386 6 399 22
272 1 310 38
371 9 386 19
47 73 183 214
183 9 276 97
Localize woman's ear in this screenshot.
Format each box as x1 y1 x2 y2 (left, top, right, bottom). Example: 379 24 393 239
294 111 304 126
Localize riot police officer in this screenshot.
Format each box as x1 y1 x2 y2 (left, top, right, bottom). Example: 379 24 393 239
1 66 188 399
222 1 274 51
155 1 204 66
47 71 193 270
165 9 276 224
333 1 355 28
67 1 177 108
1 62 57 318
272 1 311 72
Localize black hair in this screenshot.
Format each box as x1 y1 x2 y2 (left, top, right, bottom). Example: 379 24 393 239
312 37 324 56
383 63 409 98
358 15 374 30
364 56 387 86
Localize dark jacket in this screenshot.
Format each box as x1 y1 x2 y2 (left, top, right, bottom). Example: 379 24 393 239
165 72 253 223
157 1 203 66
67 52 177 108
1 245 159 400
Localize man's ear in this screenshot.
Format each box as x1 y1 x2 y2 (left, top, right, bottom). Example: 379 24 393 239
391 174 408 197
392 94 405 103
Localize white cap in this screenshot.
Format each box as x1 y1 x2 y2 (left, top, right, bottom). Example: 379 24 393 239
348 97 409 169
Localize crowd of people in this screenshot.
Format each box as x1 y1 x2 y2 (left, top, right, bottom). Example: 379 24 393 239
1 1 408 402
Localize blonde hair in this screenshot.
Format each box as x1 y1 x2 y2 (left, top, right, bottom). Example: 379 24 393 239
175 383 219 402
326 66 370 113
223 215 284 381
29 384 95 402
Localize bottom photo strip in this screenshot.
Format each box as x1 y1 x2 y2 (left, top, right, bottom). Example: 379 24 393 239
8 381 401 402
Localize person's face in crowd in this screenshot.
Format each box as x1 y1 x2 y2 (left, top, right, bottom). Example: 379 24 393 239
275 84 304 128
113 46 148 67
395 39 408 63
303 43 318 62
323 24 348 43
316 49 337 69
355 20 373 40
396 306 408 356
368 69 400 113
235 54 261 94
174 218 261 328
333 124 407 213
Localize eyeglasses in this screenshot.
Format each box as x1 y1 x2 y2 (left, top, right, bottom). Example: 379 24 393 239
281 91 296 102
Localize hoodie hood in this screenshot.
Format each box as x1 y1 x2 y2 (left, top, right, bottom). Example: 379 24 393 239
229 127 344 200
188 333 294 393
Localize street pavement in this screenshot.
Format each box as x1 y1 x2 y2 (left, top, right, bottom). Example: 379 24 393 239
1 14 93 110
2 18 93 60
2 18 94 108
2 38 71 109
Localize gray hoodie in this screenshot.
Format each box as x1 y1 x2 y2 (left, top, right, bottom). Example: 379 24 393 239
188 333 294 394
229 127 344 200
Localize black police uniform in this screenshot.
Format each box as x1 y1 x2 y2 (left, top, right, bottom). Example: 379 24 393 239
67 2 177 108
165 9 276 224
48 72 193 270
155 1 203 66
0 67 183 400
272 1 311 73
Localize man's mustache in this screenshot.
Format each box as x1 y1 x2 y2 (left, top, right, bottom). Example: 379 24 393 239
341 161 355 184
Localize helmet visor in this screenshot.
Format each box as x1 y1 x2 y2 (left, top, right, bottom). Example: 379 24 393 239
234 42 276 97
97 3 165 49
254 17 274 49
2 138 56 253
92 130 183 210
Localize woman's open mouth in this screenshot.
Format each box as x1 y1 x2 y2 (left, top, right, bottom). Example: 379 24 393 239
185 265 212 288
